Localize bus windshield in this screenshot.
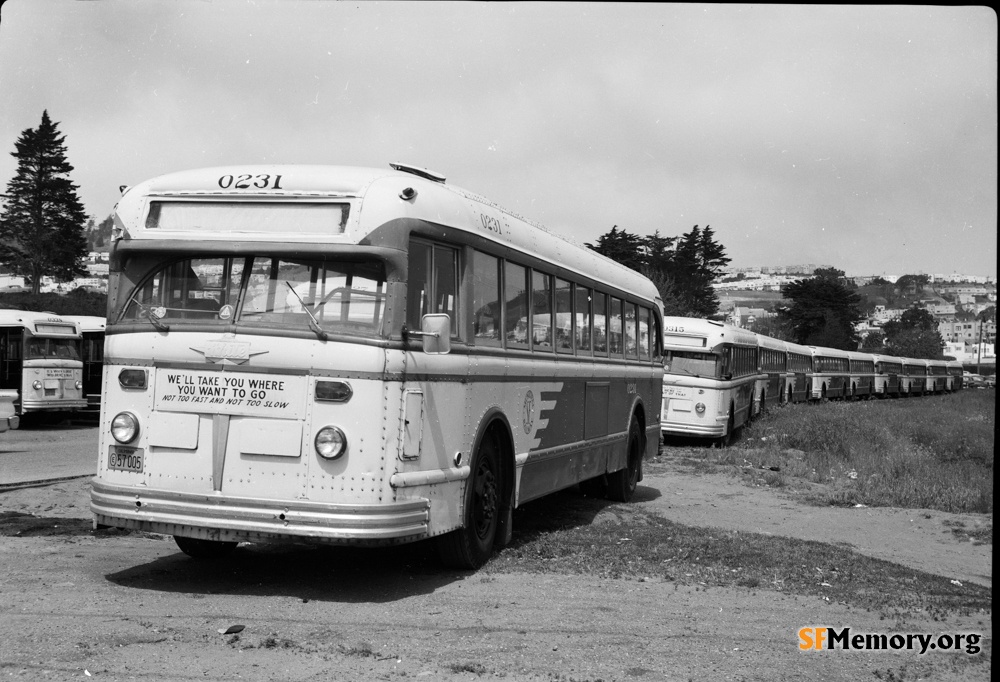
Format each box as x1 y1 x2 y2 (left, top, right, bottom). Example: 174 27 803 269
121 255 387 336
26 337 81 361
664 350 719 378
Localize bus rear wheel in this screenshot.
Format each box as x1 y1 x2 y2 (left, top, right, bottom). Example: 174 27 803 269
174 535 238 560
607 416 642 502
437 429 502 570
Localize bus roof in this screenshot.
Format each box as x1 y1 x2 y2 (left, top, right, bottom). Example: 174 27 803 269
662 317 757 350
113 164 659 303
0 310 81 334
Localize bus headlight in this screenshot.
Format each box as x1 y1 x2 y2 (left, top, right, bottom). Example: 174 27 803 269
695 402 706 414
32 380 42 390
111 412 140 444
315 426 347 460
75 380 83 390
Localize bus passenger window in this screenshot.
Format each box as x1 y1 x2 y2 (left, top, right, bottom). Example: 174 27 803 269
531 270 552 351
575 286 592 354
592 293 608 355
554 278 572 353
609 298 623 357
504 262 529 348
472 251 502 347
638 306 651 360
624 302 638 359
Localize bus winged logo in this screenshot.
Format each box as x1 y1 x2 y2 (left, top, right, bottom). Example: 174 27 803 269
190 335 268 365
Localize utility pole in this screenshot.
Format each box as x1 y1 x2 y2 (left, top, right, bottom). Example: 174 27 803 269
976 315 984 376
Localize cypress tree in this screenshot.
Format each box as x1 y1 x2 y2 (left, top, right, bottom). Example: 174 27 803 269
0 110 89 294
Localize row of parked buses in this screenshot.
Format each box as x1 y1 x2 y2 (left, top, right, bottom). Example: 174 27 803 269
659 316 966 445
0 310 106 419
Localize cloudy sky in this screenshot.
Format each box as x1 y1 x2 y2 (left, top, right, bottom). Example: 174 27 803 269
0 1 996 277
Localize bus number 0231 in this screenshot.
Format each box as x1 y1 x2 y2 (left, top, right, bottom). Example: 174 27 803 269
218 174 284 190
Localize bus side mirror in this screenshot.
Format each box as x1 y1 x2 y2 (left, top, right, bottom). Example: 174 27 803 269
421 314 451 355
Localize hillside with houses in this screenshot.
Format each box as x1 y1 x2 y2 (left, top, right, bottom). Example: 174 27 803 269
716 266 996 368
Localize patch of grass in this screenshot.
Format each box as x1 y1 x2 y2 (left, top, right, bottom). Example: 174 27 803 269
486 490 991 619
696 390 993 514
447 662 489 675
337 641 378 658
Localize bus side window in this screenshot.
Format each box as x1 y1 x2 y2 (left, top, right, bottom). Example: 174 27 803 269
609 297 623 357
592 292 608 356
624 302 638 359
639 306 651 360
472 250 502 347
575 285 592 354
504 261 529 348
554 277 572 354
531 270 552 351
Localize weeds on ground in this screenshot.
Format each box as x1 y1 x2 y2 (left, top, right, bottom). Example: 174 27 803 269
699 391 994 515
485 493 992 619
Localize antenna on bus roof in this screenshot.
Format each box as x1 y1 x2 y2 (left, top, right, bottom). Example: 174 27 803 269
389 163 446 184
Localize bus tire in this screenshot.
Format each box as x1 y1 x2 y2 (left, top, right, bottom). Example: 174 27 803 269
717 406 736 447
174 535 238 560
607 416 642 502
437 428 502 570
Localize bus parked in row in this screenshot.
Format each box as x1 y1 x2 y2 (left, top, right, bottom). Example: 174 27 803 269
660 317 966 444
62 316 106 411
90 163 664 568
0 310 87 416
660 318 758 446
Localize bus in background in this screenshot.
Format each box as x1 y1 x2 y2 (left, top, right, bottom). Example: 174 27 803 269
809 346 851 400
0 310 87 416
755 333 788 414
90 163 664 569
946 360 964 391
847 351 876 399
901 359 928 396
873 354 904 397
661 317 759 445
62 316 106 412
784 340 813 404
926 359 950 394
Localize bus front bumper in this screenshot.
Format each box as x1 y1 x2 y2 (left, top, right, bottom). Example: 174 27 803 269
660 418 726 438
91 479 431 546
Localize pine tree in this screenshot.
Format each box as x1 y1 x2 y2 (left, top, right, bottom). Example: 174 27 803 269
0 111 88 294
777 269 864 350
586 224 730 319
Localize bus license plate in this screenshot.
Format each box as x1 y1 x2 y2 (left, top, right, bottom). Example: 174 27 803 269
108 446 144 473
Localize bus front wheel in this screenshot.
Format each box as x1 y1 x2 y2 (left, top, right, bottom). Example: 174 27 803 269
437 429 502 570
607 416 642 502
174 535 238 560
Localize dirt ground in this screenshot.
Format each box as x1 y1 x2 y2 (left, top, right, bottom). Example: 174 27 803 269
0 450 991 681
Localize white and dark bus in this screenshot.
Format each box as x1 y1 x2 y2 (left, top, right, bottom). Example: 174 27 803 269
0 310 87 415
90 164 664 568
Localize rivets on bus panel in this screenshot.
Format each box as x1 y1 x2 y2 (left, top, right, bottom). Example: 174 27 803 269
399 187 417 201
118 368 148 390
